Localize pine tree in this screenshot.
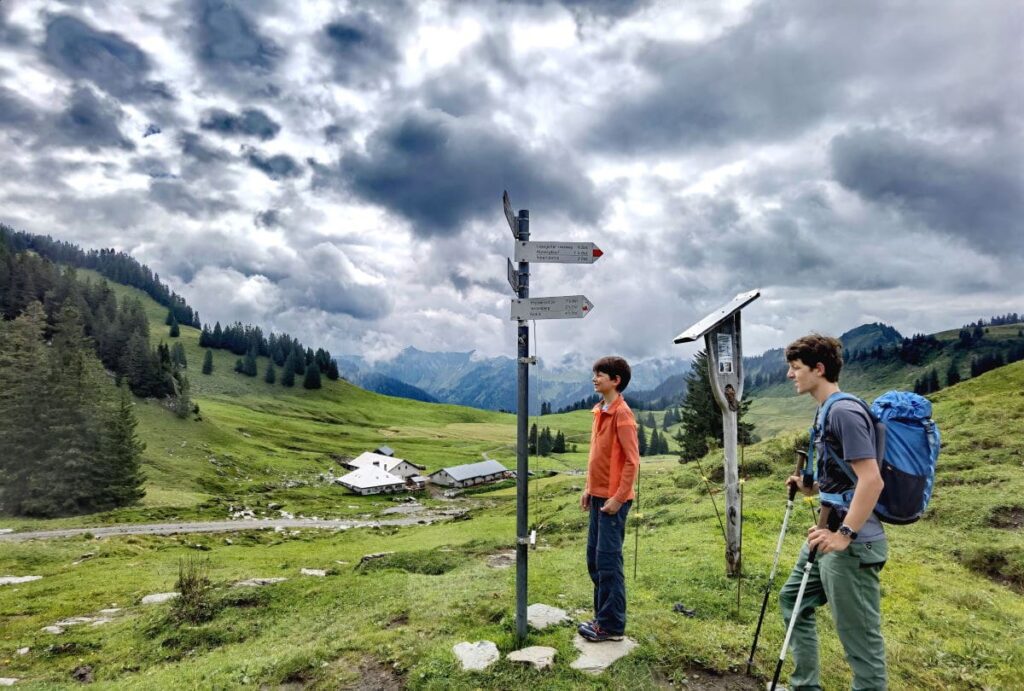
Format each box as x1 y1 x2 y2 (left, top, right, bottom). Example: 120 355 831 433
169 313 180 338
202 349 213 375
927 369 940 394
173 373 192 419
326 360 340 381
281 359 295 387
553 430 566 454
303 361 322 389
649 427 661 456
637 424 648 456
264 361 276 384
538 427 553 456
946 362 961 388
234 358 244 374
243 348 258 377
677 349 754 461
171 341 187 369
529 423 538 454
97 385 146 508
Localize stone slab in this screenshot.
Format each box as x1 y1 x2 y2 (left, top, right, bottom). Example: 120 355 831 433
234 577 287 587
300 568 327 577
507 645 557 671
569 634 638 675
452 640 500 671
527 603 570 630
141 592 179 604
0 576 41 586
0 678 19 686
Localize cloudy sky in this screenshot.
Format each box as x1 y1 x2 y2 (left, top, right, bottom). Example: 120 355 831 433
1 0 1021 366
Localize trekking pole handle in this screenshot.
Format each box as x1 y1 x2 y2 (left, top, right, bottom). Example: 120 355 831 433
788 452 806 501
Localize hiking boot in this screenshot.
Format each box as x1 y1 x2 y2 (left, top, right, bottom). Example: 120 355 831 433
578 621 624 642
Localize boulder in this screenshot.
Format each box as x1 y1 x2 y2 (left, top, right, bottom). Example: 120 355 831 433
0 678 19 687
41 626 64 635
527 603 570 630
141 592 180 604
569 634 638 675
507 646 557 671
0 576 42 586
452 640 500 671
300 568 327 577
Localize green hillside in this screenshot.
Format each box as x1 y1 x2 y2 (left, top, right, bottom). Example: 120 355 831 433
1 351 1022 688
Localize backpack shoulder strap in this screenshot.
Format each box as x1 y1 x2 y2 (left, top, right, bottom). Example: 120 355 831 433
816 392 871 485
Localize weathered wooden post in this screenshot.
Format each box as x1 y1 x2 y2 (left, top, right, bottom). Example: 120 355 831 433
673 289 760 577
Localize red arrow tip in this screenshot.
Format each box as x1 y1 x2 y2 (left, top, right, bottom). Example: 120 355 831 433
592 248 603 257
582 306 589 311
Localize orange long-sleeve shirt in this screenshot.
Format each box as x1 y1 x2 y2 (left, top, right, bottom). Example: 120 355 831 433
585 396 640 503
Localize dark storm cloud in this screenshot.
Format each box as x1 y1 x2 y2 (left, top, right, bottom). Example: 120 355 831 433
336 109 600 235
42 14 172 102
0 86 40 128
199 107 281 140
254 209 281 228
179 131 230 163
830 128 1024 256
584 5 849 153
148 180 236 218
193 0 282 87
246 149 302 180
50 87 134 151
320 13 401 87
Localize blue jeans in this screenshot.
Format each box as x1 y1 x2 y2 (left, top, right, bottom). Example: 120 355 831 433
586 497 631 635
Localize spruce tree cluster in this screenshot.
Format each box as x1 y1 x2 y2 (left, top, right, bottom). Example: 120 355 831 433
913 368 941 395
528 425 567 456
0 303 145 517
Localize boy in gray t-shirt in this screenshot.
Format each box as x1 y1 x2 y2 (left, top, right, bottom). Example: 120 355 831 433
779 334 888 691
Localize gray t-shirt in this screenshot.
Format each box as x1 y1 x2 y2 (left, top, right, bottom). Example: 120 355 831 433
816 398 886 543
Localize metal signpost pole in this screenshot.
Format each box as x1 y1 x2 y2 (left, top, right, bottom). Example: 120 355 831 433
515 209 530 644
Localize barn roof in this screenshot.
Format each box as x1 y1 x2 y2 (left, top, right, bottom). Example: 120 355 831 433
431 459 509 482
337 466 405 489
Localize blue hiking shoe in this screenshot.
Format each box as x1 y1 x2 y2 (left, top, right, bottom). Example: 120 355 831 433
579 621 624 642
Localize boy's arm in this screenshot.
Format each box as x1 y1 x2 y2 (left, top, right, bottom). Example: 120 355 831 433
610 417 640 503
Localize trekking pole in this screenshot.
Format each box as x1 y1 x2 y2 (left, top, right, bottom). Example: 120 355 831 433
746 454 805 675
769 506 834 691
693 454 727 543
795 450 817 523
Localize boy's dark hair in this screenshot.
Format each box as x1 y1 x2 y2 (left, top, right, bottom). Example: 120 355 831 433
593 356 632 392
785 334 843 383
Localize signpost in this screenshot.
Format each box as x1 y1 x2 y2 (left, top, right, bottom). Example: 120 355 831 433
510 295 593 321
673 289 761 577
514 241 603 264
503 190 601 643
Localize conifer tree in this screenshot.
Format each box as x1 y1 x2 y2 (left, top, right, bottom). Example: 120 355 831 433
202 349 213 375
171 341 187 369
677 349 754 461
553 430 566 454
173 374 192 418
264 360 276 384
637 424 648 456
649 427 661 456
97 385 146 508
169 313 180 338
243 348 258 377
529 423 538 454
303 361 322 389
281 359 295 387
326 359 340 381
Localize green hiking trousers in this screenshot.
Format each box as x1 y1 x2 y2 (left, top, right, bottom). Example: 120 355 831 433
779 540 889 691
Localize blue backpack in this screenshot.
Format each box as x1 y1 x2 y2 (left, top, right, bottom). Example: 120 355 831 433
805 391 941 525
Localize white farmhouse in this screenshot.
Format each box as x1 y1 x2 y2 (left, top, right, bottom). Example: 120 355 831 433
428 460 511 488
335 466 406 496
345 451 425 480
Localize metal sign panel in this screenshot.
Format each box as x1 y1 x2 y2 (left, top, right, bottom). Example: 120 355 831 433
507 257 520 293
510 295 594 321
503 190 518 238
672 289 760 344
514 241 604 264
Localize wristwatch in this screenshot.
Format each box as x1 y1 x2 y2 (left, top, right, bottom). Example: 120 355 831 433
838 524 858 540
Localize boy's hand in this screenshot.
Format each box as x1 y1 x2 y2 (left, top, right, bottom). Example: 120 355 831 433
600 497 623 515
807 525 851 554
580 492 590 511
786 474 816 496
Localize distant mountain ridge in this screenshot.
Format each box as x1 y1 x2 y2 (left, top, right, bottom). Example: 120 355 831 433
338 347 690 414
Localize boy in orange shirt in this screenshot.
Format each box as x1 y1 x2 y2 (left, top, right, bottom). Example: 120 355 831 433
578 356 640 642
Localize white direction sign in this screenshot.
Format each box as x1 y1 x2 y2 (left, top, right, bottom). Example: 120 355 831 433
515 241 603 264
511 295 594 321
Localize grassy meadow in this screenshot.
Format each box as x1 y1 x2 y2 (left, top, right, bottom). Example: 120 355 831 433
1 276 1022 688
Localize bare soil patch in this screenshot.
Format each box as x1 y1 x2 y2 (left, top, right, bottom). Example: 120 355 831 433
989 505 1024 529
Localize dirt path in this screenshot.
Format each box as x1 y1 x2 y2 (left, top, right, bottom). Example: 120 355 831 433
0 510 467 542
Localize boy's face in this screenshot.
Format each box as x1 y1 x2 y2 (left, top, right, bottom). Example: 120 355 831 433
786 358 823 395
592 370 620 395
